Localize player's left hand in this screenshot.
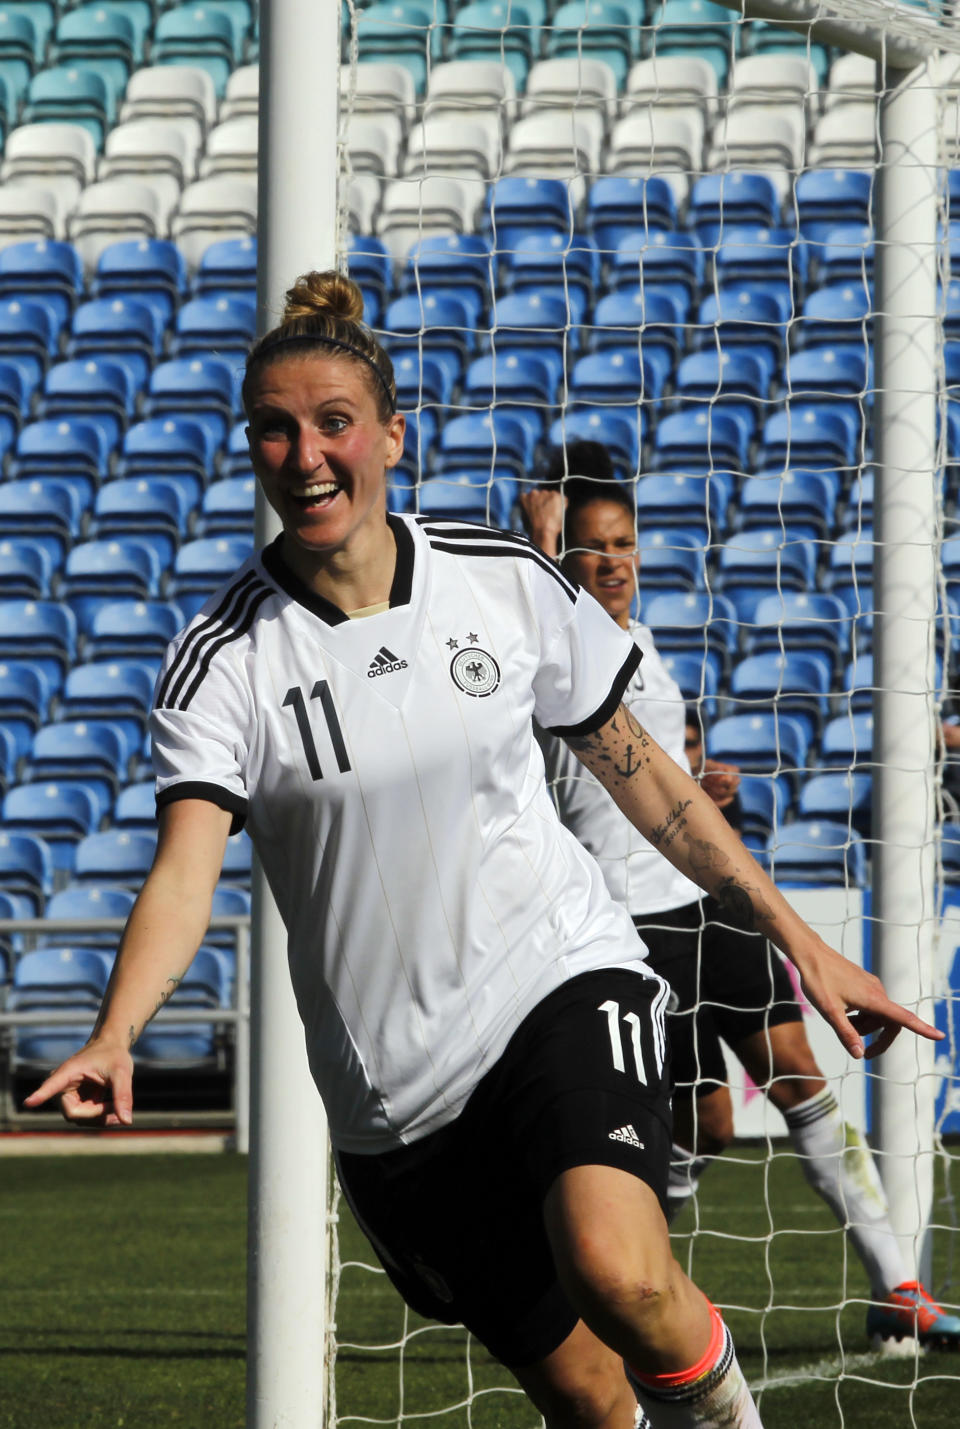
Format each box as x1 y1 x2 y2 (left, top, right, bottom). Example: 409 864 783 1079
792 939 943 1060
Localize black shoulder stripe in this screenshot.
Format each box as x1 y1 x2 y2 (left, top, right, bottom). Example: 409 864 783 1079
547 644 644 739
177 582 275 712
159 572 270 712
156 569 262 709
426 538 579 604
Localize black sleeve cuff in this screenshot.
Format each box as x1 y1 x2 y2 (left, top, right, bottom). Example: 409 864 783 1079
546 644 643 739
156 781 248 836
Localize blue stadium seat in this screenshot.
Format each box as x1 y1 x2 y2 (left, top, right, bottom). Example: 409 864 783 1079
707 712 810 787
636 530 704 592
0 721 21 791
840 653 875 715
146 356 236 450
173 294 255 357
639 590 740 663
794 169 872 245
738 469 839 539
68 295 163 391
92 477 193 567
396 407 438 484
547 1 633 85
716 527 817 622
122 417 217 496
660 649 721 719
636 473 728 545
61 538 161 635
797 282 873 350
416 472 516 529
0 828 53 910
219 829 251 884
674 349 766 441
194 234 257 298
0 658 48 743
0 478 85 572
764 819 868 887
437 409 532 480
13 417 108 498
11 945 110 1006
784 345 870 401
207 883 250 949
649 0 738 83
0 357 30 449
197 475 254 537
152 4 236 96
612 229 703 307
87 598 183 662
819 223 874 287
826 529 874 613
22 63 111 147
798 770 872 839
689 171 780 248
714 225 807 294
728 649 832 742
0 294 59 389
570 347 663 404
465 351 557 417
652 408 748 474
74 827 156 885
0 539 53 599
26 720 126 808
761 403 863 472
0 597 76 684
503 232 599 320
39 356 135 450
401 235 493 316
112 778 156 830
734 773 790 845
170 535 253 621
747 590 850 667
548 407 645 477
486 176 576 249
589 288 682 393
0 238 84 329
93 237 188 327
384 290 475 389
1 780 100 871
449 1 532 91
587 175 676 253
486 290 570 390
392 352 454 409
43 882 135 945
222 419 253 477
58 660 154 744
820 712 874 770
693 288 784 384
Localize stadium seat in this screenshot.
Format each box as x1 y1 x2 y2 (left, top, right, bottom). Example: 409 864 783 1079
119 62 217 135
649 0 738 83
12 416 109 500
611 230 704 308
402 233 493 313
500 232 598 321
486 175 576 248
0 478 84 574
0 828 54 910
569 348 663 404
0 658 48 741
57 660 154 741
437 409 532 481
505 110 603 180
200 113 258 178
820 713 874 770
0 722 20 792
0 293 59 388
112 778 157 830
219 829 251 884
637 530 704 592
122 416 217 497
197 475 254 537
737 469 839 539
61 539 161 635
0 182 62 244
0 236 84 328
794 169 873 246
607 108 703 195
589 288 680 393
43 882 136 946
733 773 790 845
549 405 645 478
193 234 256 299
219 59 259 120
173 294 255 358
170 535 253 620
689 171 780 247
810 104 876 167
40 356 136 449
587 175 677 252
652 408 748 474
798 770 872 839
11 945 110 1007
416 472 516 529
449 1 532 92
693 288 784 382
68 295 163 390
146 355 236 449
660 649 721 719
92 477 193 567
764 819 868 887
152 4 237 97
170 174 256 271
716 528 817 622
23 64 111 148
25 722 126 817
728 650 832 741
546 1 632 87
393 351 454 409
707 712 811 787
0 597 76 684
635 473 728 545
1 780 101 870
747 591 850 668
73 827 157 885
93 237 188 327
761 404 863 472
87 599 183 662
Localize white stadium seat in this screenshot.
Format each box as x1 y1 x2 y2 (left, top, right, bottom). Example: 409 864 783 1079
2 123 97 188
607 107 704 190
120 65 218 137
405 113 502 179
68 177 166 270
98 119 195 222
522 58 618 123
728 54 820 115
345 172 382 234
349 62 417 132
171 174 257 270
219 63 259 122
425 59 516 122
377 175 483 259
823 52 876 110
809 103 877 167
0 183 62 244
345 113 405 178
505 111 603 177
624 57 719 118
199 115 259 178
708 107 806 176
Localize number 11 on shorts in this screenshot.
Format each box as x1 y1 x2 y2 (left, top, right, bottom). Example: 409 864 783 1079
598 1000 647 1084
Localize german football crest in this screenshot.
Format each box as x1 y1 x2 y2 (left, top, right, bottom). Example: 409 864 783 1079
450 646 501 698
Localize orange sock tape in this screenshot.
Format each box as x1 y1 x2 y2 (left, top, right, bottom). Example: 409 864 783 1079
630 1301 725 1391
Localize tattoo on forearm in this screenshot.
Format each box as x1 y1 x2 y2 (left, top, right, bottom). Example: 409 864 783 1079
714 876 777 934
567 707 653 783
152 974 183 1017
650 798 692 849
681 831 731 877
128 1024 137 1049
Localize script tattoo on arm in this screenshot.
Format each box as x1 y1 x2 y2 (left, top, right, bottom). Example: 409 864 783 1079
650 797 692 850
153 973 182 1017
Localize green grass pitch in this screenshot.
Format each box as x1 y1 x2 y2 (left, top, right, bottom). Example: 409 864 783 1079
0 1147 957 1427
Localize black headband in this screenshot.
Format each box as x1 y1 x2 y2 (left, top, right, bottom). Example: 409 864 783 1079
253 331 396 411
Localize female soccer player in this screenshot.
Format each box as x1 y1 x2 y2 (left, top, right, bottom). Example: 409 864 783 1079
524 460 960 1350
25 274 943 1427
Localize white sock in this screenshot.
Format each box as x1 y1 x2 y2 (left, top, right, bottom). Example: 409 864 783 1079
784 1087 906 1299
627 1309 764 1428
666 1143 712 1225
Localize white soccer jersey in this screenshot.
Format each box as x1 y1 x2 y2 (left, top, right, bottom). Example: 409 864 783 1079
540 622 701 918
151 515 655 1154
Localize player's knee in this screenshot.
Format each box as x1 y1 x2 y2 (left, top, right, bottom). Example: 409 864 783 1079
561 1230 674 1334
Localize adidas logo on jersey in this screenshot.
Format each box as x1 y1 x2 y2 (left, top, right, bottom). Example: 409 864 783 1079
608 1123 644 1149
367 646 408 678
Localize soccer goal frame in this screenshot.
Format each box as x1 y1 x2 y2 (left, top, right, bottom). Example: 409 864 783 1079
245 2 955 1424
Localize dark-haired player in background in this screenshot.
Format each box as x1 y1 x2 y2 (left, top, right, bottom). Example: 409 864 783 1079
524 447 960 1350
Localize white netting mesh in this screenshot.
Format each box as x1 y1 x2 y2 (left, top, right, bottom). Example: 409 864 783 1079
331 2 960 1424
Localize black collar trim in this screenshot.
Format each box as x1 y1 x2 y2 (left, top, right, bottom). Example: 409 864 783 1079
260 514 415 626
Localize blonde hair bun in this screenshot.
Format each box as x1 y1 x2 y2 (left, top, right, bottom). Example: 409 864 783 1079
282 270 364 325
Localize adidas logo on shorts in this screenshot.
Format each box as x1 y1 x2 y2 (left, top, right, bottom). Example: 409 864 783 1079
367 646 408 678
609 1123 644 1149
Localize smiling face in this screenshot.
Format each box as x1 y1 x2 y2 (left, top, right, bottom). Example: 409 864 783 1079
245 352 405 579
561 497 639 630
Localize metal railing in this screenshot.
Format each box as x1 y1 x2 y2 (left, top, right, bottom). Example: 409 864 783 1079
0 916 252 1150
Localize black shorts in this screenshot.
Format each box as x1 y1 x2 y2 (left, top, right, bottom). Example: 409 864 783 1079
335 968 672 1370
632 897 801 1100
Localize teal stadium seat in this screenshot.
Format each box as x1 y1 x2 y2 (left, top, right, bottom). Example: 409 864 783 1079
0 9 37 130
23 64 111 149
548 1 638 89
52 5 136 105
357 1 439 97
152 4 237 98
648 0 740 84
451 1 534 93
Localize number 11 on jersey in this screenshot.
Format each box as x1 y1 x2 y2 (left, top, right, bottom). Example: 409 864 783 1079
283 681 352 781
598 999 648 1084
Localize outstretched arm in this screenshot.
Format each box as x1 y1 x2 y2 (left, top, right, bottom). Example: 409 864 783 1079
24 799 232 1126
565 704 941 1060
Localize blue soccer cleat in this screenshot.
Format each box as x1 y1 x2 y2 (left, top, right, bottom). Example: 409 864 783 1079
867 1281 960 1349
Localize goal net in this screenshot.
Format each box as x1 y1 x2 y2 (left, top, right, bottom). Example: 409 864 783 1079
326 0 960 1422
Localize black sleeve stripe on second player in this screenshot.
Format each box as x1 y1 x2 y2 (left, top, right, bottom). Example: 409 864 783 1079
546 643 644 739
425 537 579 604
157 575 274 713
156 568 262 710
156 781 248 835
